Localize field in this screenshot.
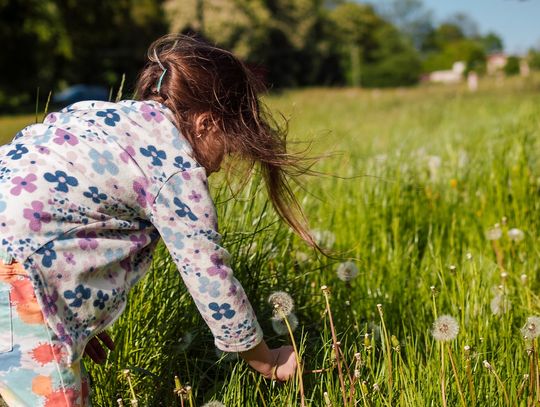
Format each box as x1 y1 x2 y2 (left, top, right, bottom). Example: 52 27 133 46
1 75 540 406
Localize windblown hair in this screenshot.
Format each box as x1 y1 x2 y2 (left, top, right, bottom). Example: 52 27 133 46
135 34 317 248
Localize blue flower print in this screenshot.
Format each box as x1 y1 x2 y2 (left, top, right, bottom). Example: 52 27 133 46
93 290 109 310
89 149 119 175
37 241 57 267
198 277 220 298
209 302 236 320
83 186 108 204
140 145 166 166
96 109 120 126
0 192 6 213
173 198 198 221
161 227 185 250
173 156 192 171
7 144 28 160
64 284 91 308
44 170 79 193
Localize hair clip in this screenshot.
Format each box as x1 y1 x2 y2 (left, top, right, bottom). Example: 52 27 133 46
153 48 167 93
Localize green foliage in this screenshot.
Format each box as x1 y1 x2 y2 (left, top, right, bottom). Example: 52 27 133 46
504 56 521 76
329 2 421 87
529 49 540 71
422 39 486 74
0 0 167 112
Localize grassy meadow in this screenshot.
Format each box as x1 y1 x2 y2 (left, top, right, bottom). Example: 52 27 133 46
1 75 540 406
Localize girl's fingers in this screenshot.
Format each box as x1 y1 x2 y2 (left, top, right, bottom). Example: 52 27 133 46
97 331 115 350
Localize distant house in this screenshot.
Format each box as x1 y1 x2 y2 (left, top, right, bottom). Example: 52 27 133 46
487 53 507 75
428 61 466 84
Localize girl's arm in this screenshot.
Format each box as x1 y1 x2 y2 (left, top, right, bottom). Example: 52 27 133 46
240 340 297 381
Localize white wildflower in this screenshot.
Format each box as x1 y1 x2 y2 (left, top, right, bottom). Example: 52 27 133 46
485 224 502 241
427 155 442 180
466 252 473 261
521 274 528 285
268 291 294 316
483 360 492 370
431 315 459 342
336 261 359 282
271 313 299 335
508 228 525 242
521 316 540 340
312 229 336 248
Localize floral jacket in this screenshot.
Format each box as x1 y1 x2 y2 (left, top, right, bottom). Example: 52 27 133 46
0 100 263 363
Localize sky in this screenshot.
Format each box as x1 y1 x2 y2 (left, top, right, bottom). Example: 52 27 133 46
419 0 540 54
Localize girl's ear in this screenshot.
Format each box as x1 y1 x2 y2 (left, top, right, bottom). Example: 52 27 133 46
194 112 217 139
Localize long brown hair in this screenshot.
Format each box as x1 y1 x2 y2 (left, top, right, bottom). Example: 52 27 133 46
135 34 317 248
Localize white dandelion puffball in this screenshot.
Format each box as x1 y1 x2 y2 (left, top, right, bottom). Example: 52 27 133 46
336 261 359 282
312 229 336 248
202 401 226 407
427 155 442 180
521 316 540 340
490 294 511 316
177 332 193 351
272 313 299 336
432 315 459 341
485 224 502 241
508 228 525 242
295 251 310 263
268 291 294 316
214 348 239 362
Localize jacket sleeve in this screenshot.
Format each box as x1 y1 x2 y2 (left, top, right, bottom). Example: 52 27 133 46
151 166 263 352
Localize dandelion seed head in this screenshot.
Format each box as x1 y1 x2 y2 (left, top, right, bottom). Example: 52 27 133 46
432 315 459 341
508 228 525 242
178 332 193 351
486 224 502 241
336 261 359 282
449 264 457 272
268 291 294 316
202 401 226 407
483 360 492 370
490 293 511 315
521 274 528 285
466 252 473 261
271 313 299 336
311 229 336 248
521 316 540 340
295 251 310 263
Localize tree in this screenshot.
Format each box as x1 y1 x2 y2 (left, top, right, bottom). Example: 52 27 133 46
481 32 504 54
504 56 520 76
329 2 421 87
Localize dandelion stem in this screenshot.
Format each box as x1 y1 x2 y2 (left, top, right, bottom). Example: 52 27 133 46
321 286 347 406
278 308 305 407
464 347 476 406
446 345 466 407
377 304 394 398
440 343 447 407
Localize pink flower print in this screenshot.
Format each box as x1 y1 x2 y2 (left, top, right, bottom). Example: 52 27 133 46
76 230 98 250
227 283 238 297
140 104 164 123
129 233 148 254
10 173 37 196
120 145 136 163
63 252 76 265
53 129 78 146
181 172 191 181
23 201 52 232
207 253 228 280
188 190 202 202
37 146 50 155
133 178 153 208
44 113 57 124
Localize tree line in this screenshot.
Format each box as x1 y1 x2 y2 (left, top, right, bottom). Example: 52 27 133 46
1 0 537 112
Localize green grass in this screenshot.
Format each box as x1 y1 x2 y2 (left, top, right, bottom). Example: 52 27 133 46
2 74 540 406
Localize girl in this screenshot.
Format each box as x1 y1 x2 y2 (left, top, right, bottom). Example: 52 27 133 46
0 34 313 406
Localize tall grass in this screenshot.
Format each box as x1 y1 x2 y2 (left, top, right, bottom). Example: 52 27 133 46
90 76 540 406
1 75 540 406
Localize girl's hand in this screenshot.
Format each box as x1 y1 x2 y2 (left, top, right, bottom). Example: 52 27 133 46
267 345 297 381
84 331 115 364
239 340 298 382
